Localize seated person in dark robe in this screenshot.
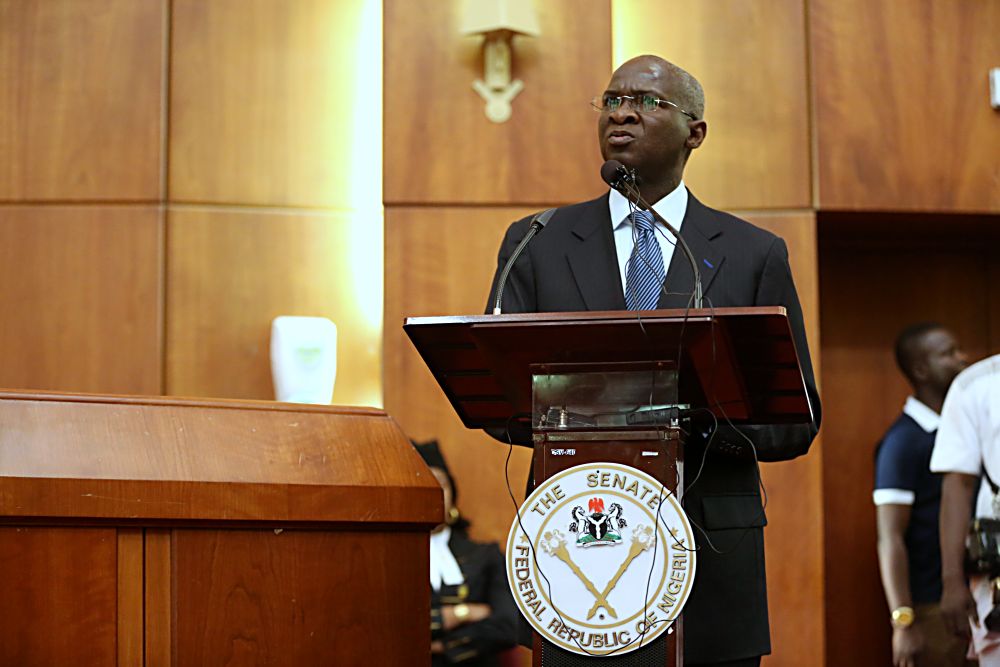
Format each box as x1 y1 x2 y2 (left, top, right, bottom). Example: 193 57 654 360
414 439 518 666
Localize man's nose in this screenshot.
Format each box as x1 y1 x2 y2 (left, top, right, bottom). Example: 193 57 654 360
608 101 639 123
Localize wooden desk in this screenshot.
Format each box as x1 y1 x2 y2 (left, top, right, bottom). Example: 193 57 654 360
0 391 440 666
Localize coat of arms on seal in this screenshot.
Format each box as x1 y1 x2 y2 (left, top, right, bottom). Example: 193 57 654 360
569 497 626 546
506 462 696 657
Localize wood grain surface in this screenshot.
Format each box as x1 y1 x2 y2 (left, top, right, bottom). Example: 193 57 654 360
145 529 173 667
0 205 162 394
172 529 429 665
0 391 441 524
118 528 144 667
169 0 376 207
0 526 118 666
811 0 1000 211
0 0 164 201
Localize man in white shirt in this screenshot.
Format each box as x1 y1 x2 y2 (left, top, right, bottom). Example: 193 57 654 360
931 353 1000 663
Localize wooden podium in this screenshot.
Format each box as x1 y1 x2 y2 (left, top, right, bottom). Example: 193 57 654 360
405 307 813 666
0 391 441 666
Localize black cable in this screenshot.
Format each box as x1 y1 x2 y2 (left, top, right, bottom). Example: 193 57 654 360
618 188 701 648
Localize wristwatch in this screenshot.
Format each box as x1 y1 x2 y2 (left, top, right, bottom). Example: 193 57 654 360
454 603 470 621
891 606 915 628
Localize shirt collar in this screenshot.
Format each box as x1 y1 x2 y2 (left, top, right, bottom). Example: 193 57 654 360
431 525 452 545
429 525 464 591
609 180 688 231
903 396 940 433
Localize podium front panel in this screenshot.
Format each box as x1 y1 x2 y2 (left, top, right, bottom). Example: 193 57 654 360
533 431 682 492
531 431 684 667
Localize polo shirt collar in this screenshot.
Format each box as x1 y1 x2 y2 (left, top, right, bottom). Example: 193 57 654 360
903 396 940 433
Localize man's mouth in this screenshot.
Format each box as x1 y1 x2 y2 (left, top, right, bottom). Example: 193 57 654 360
606 131 634 146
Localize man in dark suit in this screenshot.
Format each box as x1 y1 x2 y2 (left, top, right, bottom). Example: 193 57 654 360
485 55 821 666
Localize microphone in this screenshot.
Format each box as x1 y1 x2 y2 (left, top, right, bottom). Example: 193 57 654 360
601 160 703 309
492 208 557 315
600 160 636 192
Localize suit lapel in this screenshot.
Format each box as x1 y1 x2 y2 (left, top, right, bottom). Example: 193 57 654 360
659 192 725 309
566 196 626 310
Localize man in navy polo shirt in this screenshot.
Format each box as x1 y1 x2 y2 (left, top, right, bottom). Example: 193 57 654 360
874 322 969 666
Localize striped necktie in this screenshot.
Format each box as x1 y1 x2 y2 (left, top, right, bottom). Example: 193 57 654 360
624 209 665 311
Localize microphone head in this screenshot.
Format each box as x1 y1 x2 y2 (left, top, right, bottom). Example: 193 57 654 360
532 208 557 230
600 160 635 193
600 160 625 187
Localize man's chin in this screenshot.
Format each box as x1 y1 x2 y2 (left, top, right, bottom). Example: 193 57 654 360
602 144 640 163
601 146 632 163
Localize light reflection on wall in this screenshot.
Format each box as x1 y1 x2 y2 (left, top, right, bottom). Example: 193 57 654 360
338 0 383 407
346 0 384 330
611 0 664 68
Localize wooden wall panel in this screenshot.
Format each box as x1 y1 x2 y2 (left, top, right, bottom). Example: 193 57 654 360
0 0 164 201
811 0 1000 212
173 529 428 665
819 236 995 667
0 527 118 666
166 208 380 406
169 0 378 208
740 212 823 666
0 206 162 394
384 206 538 545
383 0 611 206
614 0 811 210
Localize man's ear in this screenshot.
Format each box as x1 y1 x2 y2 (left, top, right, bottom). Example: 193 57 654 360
687 119 707 150
911 360 930 383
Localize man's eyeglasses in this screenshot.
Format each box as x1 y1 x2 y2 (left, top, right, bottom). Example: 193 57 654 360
591 94 697 120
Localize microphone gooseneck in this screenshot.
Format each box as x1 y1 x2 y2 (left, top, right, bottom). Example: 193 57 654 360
601 160 703 309
492 208 557 315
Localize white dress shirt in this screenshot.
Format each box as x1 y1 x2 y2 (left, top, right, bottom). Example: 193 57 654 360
608 181 688 296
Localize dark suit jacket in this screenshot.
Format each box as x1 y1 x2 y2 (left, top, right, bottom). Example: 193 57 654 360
431 531 518 666
485 191 821 663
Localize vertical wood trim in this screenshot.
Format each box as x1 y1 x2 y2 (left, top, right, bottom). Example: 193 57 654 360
144 529 173 667
159 0 172 397
158 206 167 397
117 528 144 667
804 0 820 210
990 258 1000 353
160 0 171 202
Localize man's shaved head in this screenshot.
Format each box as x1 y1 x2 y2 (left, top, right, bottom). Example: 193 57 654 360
628 55 705 120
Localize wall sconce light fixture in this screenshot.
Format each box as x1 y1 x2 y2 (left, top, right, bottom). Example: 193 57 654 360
460 0 539 123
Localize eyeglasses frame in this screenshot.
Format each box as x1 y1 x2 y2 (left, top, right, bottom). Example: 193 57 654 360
591 94 698 121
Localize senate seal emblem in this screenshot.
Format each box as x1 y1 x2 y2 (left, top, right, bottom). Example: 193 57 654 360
506 462 696 657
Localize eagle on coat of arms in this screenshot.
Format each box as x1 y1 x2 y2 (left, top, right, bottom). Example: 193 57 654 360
568 497 627 546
